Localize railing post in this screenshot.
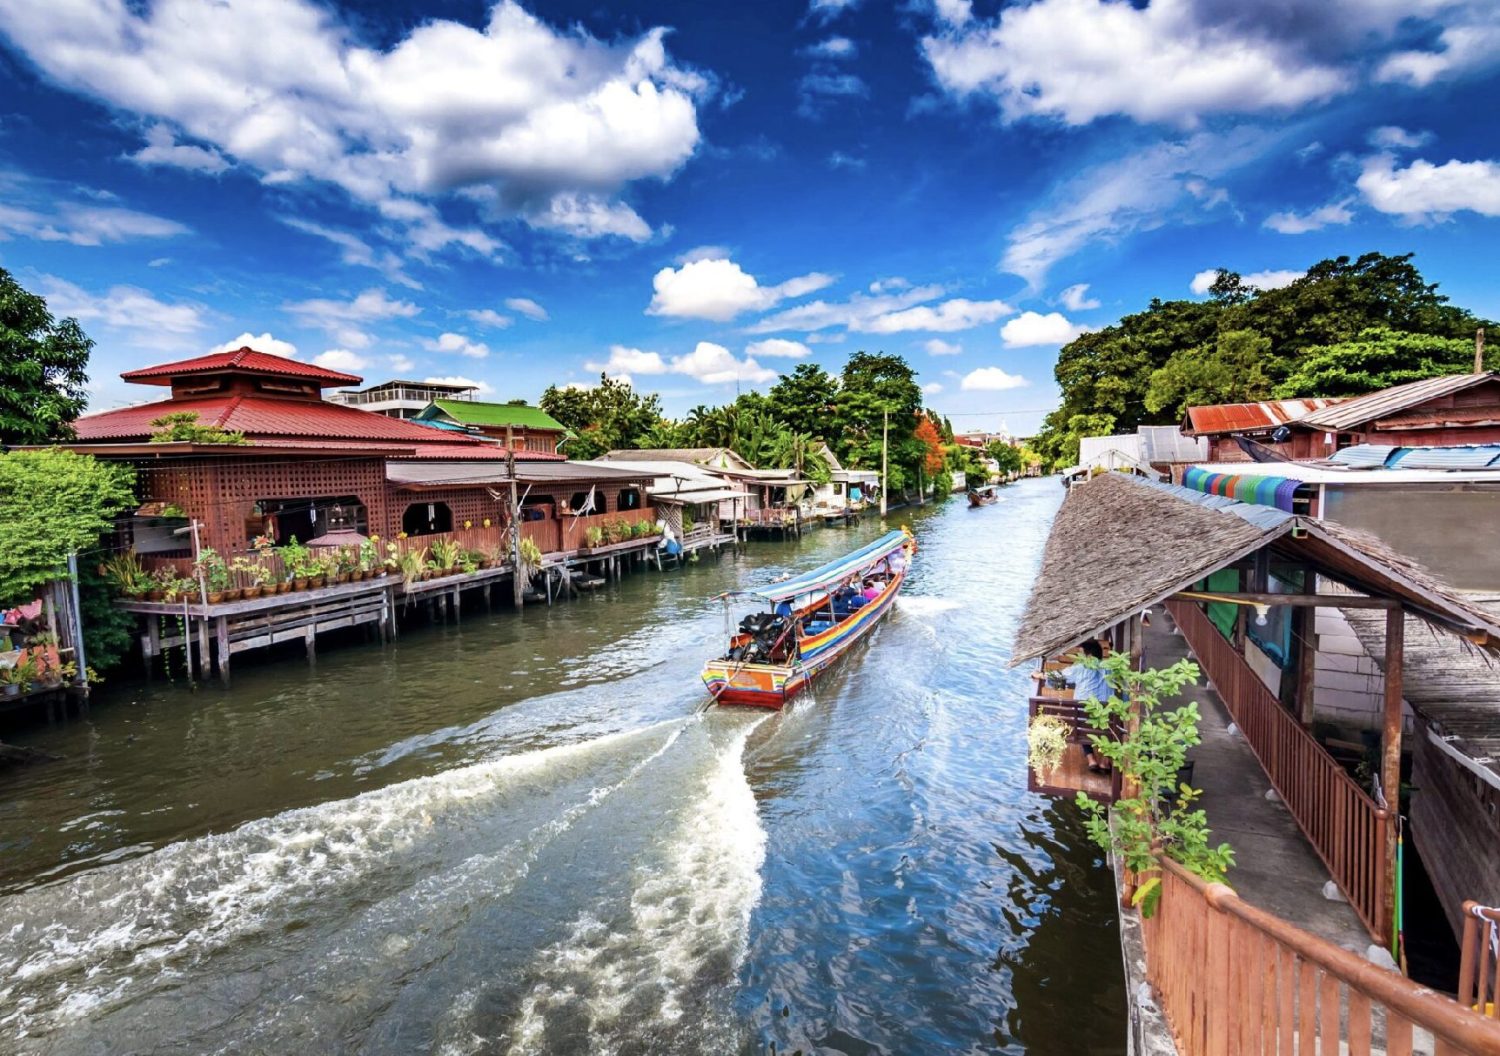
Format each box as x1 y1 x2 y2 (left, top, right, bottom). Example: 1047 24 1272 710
1381 606 1404 950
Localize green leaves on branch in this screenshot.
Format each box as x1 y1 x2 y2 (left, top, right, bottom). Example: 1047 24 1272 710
0 267 92 446
1072 654 1236 913
0 449 136 608
1273 326 1476 398
149 411 250 445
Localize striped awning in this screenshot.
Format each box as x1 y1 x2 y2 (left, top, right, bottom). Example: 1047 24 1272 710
721 529 909 605
1182 466 1303 512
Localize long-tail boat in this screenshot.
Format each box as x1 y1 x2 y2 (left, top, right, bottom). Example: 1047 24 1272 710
702 529 915 708
968 486 999 507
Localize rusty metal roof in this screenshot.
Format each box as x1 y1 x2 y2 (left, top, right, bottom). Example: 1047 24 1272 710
1292 372 1498 431
1181 397 1344 435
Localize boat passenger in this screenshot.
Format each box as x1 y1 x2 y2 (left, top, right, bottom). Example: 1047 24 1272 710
860 578 882 602
887 550 907 576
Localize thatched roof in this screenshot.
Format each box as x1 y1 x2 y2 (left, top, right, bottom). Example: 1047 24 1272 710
1010 472 1500 666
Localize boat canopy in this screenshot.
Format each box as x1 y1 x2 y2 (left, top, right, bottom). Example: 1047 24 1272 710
722 530 909 605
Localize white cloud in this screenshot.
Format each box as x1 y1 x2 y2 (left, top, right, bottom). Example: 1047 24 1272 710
211 332 299 358
745 338 812 359
676 244 734 265
921 0 1345 126
464 309 513 329
388 354 415 373
747 283 946 334
933 0 972 26
585 345 669 375
1002 128 1274 287
1191 267 1304 294
798 72 869 118
504 297 548 321
313 348 367 371
864 297 1014 334
809 0 859 22
648 257 835 321
807 37 857 59
39 275 204 349
828 151 866 170
1375 18 1500 87
1058 283 1100 310
923 381 944 394
924 338 962 356
422 332 491 359
0 198 189 246
0 0 705 245
424 374 493 395
1368 126 1433 151
670 341 775 385
125 124 229 175
1263 199 1354 234
1190 268 1220 295
280 216 421 288
961 366 1028 391
285 288 421 344
1357 153 1500 221
1000 310 1089 347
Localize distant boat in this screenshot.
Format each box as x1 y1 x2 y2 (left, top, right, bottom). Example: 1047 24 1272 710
968 486 999 507
702 529 915 709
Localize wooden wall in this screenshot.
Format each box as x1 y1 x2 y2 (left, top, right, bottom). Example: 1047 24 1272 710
1410 716 1500 940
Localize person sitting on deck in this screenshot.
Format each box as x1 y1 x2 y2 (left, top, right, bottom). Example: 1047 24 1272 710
832 581 862 618
860 578 882 602
1063 640 1113 773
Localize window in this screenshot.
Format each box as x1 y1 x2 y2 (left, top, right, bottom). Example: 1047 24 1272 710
254 496 367 546
402 501 452 537
570 491 594 513
618 488 642 511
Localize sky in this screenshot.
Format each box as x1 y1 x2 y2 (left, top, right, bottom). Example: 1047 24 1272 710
1 0 1498 436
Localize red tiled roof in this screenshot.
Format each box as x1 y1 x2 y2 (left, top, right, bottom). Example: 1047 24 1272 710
1182 397 1345 436
72 394 566 459
120 347 362 387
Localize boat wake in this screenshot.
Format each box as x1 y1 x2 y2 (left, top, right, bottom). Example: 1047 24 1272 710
0 710 769 1054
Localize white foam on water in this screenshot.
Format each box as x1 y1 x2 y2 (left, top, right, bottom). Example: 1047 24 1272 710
0 720 687 1043
895 595 961 619
497 718 768 1055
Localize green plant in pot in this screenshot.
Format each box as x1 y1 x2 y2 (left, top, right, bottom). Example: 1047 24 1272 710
430 538 461 572
195 547 231 602
281 538 311 589
101 551 149 597
585 525 603 549
397 547 427 590
517 536 543 585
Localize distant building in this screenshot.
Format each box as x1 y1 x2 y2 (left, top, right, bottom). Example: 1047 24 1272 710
327 378 478 419
414 400 568 454
1180 397 1343 461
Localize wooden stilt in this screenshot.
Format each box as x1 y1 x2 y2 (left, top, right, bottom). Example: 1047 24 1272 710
215 616 231 687
304 623 316 662
1380 605 1405 945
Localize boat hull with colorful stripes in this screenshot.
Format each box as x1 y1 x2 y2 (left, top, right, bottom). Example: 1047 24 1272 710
701 568 908 709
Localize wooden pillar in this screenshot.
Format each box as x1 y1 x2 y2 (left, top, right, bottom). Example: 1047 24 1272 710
1294 606 1318 725
196 616 210 683
1380 604 1405 945
304 623 316 662
215 616 231 687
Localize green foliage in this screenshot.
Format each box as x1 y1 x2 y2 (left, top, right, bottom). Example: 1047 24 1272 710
540 375 665 460
149 411 249 445
768 362 838 438
0 450 136 607
1073 654 1236 908
0 267 93 446
1037 252 1494 456
1273 326 1476 398
1038 412 1116 470
79 547 137 672
988 440 1024 477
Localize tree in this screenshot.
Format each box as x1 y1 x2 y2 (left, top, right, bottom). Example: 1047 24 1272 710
1145 329 1273 419
768 363 838 440
1273 327 1477 398
0 450 136 607
1037 411 1116 469
539 375 664 459
835 352 923 488
914 416 946 479
0 267 93 446
988 440 1023 477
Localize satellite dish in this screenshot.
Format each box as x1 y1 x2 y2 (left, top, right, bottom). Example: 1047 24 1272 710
1270 425 1292 444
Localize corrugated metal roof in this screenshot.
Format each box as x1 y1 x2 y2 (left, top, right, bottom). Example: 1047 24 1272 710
1388 445 1500 470
1137 425 1208 463
1293 371 1497 431
1182 397 1343 435
424 399 565 431
120 348 362 386
1327 444 1399 469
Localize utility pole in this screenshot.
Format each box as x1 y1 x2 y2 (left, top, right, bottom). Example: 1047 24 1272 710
1476 327 1486 374
879 407 889 517
507 425 523 609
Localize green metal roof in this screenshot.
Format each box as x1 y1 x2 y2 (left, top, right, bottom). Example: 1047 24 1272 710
423 399 565 431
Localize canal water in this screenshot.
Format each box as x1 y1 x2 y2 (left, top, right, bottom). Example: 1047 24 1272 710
0 478 1125 1055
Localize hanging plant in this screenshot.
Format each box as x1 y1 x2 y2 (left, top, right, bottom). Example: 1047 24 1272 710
1027 714 1070 781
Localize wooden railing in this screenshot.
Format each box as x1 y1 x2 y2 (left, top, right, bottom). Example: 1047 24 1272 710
1166 598 1392 942
1143 859 1500 1056
1460 903 1500 1020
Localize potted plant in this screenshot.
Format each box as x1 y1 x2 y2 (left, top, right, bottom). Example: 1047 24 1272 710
359 537 380 579
195 547 231 603
430 538 461 574
102 552 149 597
397 547 427 590
517 536 543 586
146 565 176 601
2 657 36 696
585 525 603 550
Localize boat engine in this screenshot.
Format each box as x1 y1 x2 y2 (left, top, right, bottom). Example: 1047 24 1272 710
729 613 792 663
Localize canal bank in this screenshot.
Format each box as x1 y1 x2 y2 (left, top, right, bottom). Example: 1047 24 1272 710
0 478 1126 1055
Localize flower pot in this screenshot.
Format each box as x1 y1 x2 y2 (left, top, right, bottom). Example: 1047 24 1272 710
224 588 243 602
146 590 165 602
207 591 226 604
310 576 326 589
243 585 264 600
2 684 18 698
275 582 290 594
293 578 309 591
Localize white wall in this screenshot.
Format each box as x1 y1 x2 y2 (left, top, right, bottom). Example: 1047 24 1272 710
1309 608 1406 732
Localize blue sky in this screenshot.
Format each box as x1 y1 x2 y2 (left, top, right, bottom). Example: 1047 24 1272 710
1 0 1497 435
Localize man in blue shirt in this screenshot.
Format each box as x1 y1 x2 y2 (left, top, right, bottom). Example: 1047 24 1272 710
1063 639 1113 772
